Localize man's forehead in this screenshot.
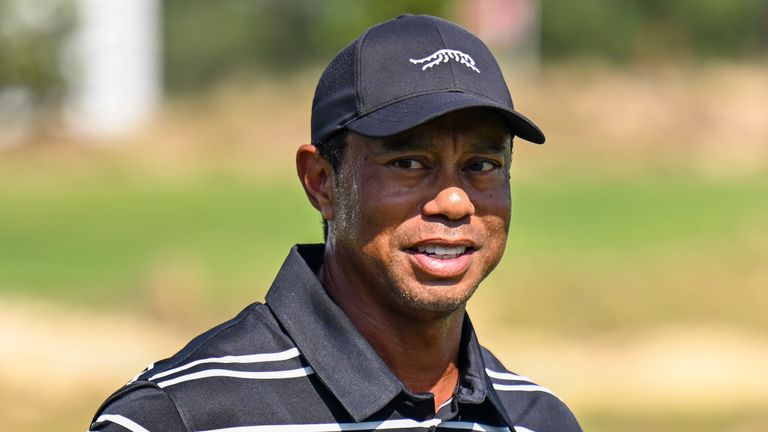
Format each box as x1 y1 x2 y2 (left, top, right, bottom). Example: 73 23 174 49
374 109 512 152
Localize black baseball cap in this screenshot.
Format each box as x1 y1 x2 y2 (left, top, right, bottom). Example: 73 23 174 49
311 14 545 145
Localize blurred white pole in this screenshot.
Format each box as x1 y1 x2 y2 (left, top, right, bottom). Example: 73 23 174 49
65 0 161 139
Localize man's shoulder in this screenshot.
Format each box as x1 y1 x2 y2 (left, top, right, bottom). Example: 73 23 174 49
90 301 304 431
89 381 186 431
480 346 583 432
131 301 294 383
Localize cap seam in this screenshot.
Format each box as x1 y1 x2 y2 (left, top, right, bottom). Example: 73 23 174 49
354 27 375 113
428 17 457 88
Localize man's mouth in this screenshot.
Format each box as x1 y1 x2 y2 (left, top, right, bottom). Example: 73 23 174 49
414 245 468 259
406 242 476 278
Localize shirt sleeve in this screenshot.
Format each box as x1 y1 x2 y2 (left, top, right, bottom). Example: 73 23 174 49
518 392 583 432
89 381 187 432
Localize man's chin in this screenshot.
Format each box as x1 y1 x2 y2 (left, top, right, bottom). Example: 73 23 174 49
394 282 478 315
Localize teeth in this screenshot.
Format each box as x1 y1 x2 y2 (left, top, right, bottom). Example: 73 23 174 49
416 245 466 256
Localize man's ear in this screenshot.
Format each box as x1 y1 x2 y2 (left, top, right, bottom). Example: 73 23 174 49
296 144 335 221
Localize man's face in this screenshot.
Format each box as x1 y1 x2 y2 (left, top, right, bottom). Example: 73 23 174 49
327 108 512 318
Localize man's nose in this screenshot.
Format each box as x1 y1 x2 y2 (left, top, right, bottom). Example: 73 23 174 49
422 186 476 220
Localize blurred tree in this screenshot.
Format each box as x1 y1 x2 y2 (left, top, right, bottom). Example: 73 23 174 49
0 0 74 145
162 0 452 94
0 0 74 104
541 0 768 63
663 0 767 57
541 0 642 62
2 0 767 105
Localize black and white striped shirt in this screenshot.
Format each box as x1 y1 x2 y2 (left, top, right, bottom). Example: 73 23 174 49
90 244 581 432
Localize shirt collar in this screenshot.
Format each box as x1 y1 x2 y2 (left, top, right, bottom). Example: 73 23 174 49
458 315 516 429
266 244 510 426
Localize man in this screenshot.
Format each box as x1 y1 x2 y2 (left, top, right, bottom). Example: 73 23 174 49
90 15 581 432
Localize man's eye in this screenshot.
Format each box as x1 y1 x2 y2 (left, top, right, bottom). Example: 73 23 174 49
392 159 425 170
465 160 499 172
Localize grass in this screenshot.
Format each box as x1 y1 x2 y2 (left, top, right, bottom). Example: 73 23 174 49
1 159 766 331
485 167 768 332
579 408 768 432
0 170 321 309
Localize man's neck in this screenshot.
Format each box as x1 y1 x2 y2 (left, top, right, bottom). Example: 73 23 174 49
358 313 463 412
319 249 465 412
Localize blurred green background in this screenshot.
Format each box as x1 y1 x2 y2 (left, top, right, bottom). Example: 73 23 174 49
1 1 767 431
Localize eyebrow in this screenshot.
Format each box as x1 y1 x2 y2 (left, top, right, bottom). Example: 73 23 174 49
378 135 433 153
377 134 510 154
469 139 510 154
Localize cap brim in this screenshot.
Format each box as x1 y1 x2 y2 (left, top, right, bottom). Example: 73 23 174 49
345 91 545 144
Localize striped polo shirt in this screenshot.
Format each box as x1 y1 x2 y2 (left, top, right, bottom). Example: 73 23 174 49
89 244 582 432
